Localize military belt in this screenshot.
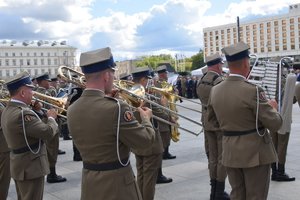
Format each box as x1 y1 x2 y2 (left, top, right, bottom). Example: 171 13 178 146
12 141 43 154
223 127 264 136
83 157 129 171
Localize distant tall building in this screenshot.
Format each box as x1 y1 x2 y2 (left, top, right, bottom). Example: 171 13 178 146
203 3 300 61
0 40 76 78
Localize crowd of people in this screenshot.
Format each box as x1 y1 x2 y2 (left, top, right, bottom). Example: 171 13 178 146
0 42 300 200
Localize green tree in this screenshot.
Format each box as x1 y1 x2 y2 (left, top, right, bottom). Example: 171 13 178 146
191 49 205 70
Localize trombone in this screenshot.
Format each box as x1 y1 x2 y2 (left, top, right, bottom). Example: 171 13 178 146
32 91 68 119
114 81 202 136
58 65 86 88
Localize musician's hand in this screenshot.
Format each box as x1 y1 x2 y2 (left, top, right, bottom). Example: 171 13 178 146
47 108 58 119
138 107 152 121
160 96 168 106
268 99 278 111
32 100 43 111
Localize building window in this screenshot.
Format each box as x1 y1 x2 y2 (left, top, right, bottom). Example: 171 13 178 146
27 52 30 56
12 52 15 57
274 27 279 32
35 69 38 75
20 52 23 56
290 32 295 37
6 70 9 77
290 18 294 24
20 59 23 66
261 48 264 52
41 59 44 65
282 32 287 37
282 20 286 25
210 32 213 36
260 23 263 28
12 59 16 66
204 32 207 37
41 69 45 74
267 22 271 27
41 52 44 56
221 30 224 34
5 59 9 66
268 47 272 51
27 59 30 66
275 40 279 45
290 25 294 30
5 53 8 57
54 59 58 65
0 60 1 66
298 17 300 22
274 21 278 26
227 29 230 33
254 48 257 53
215 31 218 35
246 26 249 30
27 69 31 74
48 52 50 57
48 59 51 65
291 45 295 50
13 69 17 76
283 45 287 50
34 52 37 57
34 59 38 65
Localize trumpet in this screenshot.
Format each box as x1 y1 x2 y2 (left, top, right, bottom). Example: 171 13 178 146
114 81 202 136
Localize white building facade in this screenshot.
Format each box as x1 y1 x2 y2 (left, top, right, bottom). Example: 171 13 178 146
203 3 300 60
0 40 76 79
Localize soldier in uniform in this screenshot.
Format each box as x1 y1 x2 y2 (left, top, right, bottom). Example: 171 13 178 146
207 42 282 200
67 47 156 200
0 102 10 200
1 71 58 200
35 73 67 183
130 67 164 200
196 53 229 200
119 73 131 81
148 65 173 184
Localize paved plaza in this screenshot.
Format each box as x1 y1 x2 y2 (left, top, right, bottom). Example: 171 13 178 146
7 100 300 200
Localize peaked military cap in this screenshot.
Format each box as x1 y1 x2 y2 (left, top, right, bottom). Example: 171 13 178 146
80 47 116 74
156 65 168 73
206 53 224 67
5 71 35 91
50 75 58 82
131 67 152 79
222 42 250 62
119 73 131 80
36 72 51 82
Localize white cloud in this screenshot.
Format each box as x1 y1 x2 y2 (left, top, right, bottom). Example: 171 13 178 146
0 0 299 60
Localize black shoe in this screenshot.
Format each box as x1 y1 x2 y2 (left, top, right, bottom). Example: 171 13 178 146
58 149 66 155
47 174 67 183
63 136 72 140
274 173 295 182
163 153 176 160
156 175 173 184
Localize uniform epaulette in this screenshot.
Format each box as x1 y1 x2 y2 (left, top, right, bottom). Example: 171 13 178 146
244 80 257 87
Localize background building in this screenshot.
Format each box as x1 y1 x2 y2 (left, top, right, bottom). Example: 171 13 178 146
0 40 76 79
203 3 300 61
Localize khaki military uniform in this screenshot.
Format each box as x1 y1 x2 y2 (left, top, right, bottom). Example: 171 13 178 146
154 80 171 148
207 75 282 200
132 100 164 200
196 71 226 182
295 82 300 107
36 86 59 168
67 89 156 200
0 105 11 200
1 101 57 200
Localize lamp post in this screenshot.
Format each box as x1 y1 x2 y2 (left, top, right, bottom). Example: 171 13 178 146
278 56 293 113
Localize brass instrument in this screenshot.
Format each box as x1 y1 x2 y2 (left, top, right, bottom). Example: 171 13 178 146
114 80 202 136
32 91 68 118
58 65 86 88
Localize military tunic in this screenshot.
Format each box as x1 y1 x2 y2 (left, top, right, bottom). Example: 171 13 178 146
35 86 59 168
0 105 10 200
153 80 172 148
196 71 226 181
207 75 282 200
67 89 156 200
1 101 58 200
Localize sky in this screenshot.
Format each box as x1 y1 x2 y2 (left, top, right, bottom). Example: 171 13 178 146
0 0 300 61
